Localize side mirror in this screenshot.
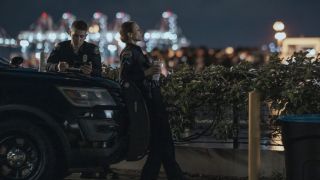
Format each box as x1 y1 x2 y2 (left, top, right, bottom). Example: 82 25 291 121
10 56 24 68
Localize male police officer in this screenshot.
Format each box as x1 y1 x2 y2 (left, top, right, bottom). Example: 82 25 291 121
46 20 118 179
46 20 102 76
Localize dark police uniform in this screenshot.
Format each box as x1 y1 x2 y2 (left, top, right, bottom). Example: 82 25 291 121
46 40 113 179
120 43 184 180
46 40 102 76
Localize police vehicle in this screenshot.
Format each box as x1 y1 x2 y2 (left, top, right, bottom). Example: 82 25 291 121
0 57 150 180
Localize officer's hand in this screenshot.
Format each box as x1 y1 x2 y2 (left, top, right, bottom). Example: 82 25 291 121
58 62 69 72
144 66 161 77
80 63 92 75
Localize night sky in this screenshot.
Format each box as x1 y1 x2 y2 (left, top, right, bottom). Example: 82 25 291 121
0 0 319 48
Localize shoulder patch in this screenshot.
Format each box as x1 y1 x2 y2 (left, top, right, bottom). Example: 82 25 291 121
122 50 132 58
94 47 100 55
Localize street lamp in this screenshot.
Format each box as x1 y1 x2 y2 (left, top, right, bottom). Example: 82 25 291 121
273 21 285 31
275 32 287 41
273 21 286 51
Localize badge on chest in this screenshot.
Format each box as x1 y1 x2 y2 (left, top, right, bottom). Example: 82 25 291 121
82 54 88 64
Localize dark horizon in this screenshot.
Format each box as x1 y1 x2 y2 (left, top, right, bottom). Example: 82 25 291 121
0 0 319 48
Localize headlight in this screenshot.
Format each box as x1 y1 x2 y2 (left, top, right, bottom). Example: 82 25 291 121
58 87 116 107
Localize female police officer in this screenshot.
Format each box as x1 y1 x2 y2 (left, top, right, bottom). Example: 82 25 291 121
119 21 185 180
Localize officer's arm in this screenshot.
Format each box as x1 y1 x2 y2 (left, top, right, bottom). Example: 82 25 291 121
120 50 145 83
46 44 61 72
91 46 102 77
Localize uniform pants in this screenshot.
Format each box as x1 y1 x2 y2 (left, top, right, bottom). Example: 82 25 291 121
140 88 184 180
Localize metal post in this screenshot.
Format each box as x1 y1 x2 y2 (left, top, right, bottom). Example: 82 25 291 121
233 104 239 149
249 91 261 180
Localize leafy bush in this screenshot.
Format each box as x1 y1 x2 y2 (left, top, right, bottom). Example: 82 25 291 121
255 53 320 115
103 52 320 140
161 62 257 139
161 52 320 139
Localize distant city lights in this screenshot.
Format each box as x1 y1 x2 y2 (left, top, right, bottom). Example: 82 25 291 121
15 11 189 65
225 47 234 55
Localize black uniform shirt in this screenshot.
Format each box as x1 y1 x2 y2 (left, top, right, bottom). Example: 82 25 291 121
120 43 149 82
46 40 102 76
120 43 160 100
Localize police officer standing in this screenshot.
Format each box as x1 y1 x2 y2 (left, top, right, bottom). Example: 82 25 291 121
46 20 101 76
119 21 185 180
46 20 118 179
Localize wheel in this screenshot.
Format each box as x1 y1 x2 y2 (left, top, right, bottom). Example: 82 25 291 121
0 119 57 180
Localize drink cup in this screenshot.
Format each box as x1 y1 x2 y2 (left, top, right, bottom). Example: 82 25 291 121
152 59 161 81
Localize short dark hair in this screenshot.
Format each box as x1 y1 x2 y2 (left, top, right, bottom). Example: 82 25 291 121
71 20 88 31
120 21 136 43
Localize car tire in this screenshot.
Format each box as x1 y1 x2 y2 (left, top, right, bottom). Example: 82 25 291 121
0 118 57 180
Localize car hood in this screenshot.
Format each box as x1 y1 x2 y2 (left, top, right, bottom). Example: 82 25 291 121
0 67 121 89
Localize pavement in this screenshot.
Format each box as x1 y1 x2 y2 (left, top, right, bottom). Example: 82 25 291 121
64 169 278 180
64 169 224 180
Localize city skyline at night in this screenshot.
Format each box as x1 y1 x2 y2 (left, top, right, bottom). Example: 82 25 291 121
0 0 319 48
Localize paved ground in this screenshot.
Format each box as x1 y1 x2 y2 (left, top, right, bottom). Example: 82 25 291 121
64 169 228 180
64 169 279 180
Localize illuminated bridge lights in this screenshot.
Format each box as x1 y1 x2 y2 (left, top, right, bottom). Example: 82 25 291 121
16 11 189 64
